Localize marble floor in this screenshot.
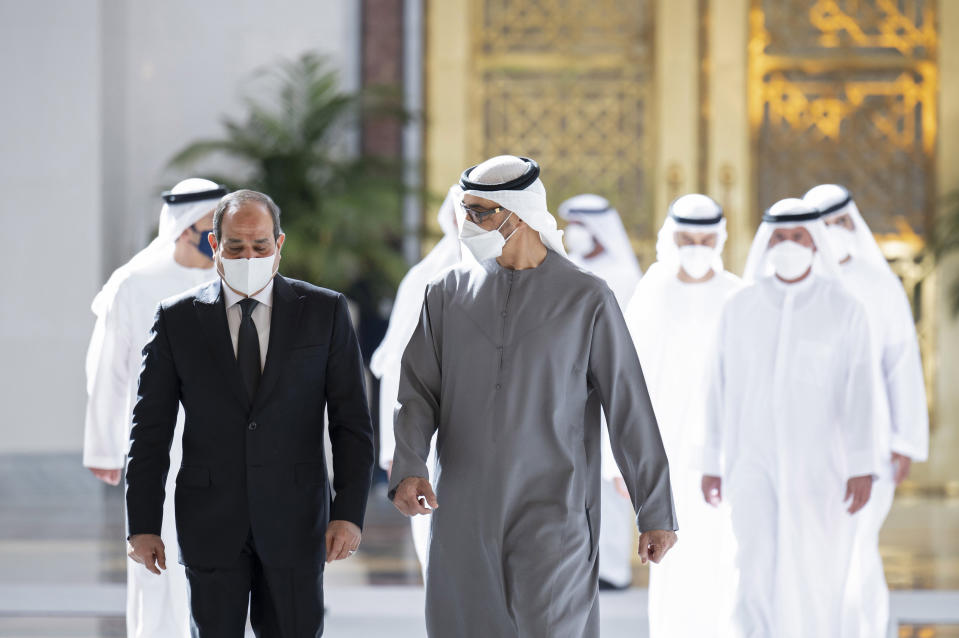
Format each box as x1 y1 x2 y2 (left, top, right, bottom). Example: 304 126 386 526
1 454 957 637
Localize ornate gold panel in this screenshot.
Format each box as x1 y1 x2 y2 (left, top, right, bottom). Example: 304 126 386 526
762 0 936 57
750 0 937 233
476 0 650 56
755 65 935 235
469 0 656 246
749 0 939 424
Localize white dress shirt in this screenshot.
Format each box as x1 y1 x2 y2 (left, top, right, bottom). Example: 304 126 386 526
222 278 274 371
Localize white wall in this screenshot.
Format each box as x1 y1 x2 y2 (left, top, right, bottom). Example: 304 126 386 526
0 0 358 453
104 0 361 276
0 2 103 454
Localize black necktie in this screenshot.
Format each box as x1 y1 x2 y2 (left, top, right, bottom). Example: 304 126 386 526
237 298 261 400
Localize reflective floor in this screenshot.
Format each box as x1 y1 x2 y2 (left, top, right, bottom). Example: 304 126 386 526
1 455 957 637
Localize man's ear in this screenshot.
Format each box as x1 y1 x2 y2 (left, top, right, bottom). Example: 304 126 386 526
208 234 218 253
276 233 286 251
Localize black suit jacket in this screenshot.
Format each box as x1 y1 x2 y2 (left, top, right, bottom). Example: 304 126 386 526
126 275 374 569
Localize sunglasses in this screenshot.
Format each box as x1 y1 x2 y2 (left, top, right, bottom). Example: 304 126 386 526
459 202 507 225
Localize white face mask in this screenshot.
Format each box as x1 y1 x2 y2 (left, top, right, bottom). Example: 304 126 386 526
677 245 716 280
459 212 518 262
767 240 814 281
218 253 278 296
826 224 854 259
563 224 595 256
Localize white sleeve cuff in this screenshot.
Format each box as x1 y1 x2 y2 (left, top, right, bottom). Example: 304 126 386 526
890 435 929 463
701 446 722 476
82 454 125 470
845 449 879 479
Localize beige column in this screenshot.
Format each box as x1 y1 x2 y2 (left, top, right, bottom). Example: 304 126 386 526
654 0 701 226
707 0 752 273
424 0 471 237
925 0 959 490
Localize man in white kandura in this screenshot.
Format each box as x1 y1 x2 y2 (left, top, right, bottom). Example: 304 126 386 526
83 178 223 638
559 193 643 590
804 184 929 636
702 198 880 638
371 186 462 577
625 194 743 637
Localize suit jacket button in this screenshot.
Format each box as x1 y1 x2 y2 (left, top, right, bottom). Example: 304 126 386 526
248 421 257 431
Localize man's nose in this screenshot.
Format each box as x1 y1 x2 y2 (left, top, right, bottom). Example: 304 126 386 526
240 248 275 259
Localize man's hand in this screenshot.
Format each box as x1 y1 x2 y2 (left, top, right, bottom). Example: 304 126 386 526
638 530 677 565
89 468 122 486
127 534 166 575
392 476 438 517
702 475 722 507
326 520 362 563
845 474 874 514
892 452 912 485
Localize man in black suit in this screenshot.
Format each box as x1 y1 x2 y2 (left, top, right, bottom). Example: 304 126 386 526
126 189 374 637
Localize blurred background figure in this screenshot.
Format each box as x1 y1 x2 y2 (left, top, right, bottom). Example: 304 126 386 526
624 194 742 637
371 186 463 578
559 194 644 591
559 194 643 307
83 178 223 638
703 199 879 637
804 183 930 636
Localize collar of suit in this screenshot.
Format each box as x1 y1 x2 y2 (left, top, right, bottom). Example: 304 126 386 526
194 275 304 411
222 277 275 311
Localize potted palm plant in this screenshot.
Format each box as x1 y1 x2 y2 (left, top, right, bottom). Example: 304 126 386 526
169 52 411 305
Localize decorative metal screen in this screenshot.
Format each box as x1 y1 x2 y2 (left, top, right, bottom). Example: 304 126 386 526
470 0 655 241
750 0 937 236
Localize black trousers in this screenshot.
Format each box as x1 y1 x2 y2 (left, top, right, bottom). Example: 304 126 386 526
184 532 324 638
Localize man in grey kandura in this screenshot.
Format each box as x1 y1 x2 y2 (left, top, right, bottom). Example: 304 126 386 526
389 155 678 637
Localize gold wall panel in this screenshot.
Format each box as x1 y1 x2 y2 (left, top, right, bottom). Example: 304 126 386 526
468 0 657 247
750 0 937 235
755 66 935 235
476 0 649 57
763 0 935 57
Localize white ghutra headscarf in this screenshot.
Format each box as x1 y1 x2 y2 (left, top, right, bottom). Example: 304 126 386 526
743 198 843 284
456 155 568 259
558 194 642 307
802 184 891 273
656 193 728 272
86 178 225 386
558 194 641 272
91 178 226 316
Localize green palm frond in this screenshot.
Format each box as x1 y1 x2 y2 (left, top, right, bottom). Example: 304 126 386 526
168 52 413 298
168 139 256 167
